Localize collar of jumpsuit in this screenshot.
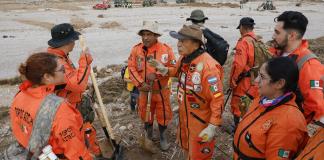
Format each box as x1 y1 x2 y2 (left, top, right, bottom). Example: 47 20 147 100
19 80 56 98
47 47 68 58
241 31 256 39
143 40 160 53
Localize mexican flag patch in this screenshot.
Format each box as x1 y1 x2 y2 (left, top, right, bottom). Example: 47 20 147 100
310 80 323 89
278 149 290 158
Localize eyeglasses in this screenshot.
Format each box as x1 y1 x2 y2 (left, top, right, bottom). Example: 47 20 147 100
258 71 270 81
55 65 65 73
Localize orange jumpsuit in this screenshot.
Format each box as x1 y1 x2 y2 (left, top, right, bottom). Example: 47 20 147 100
127 41 176 126
169 50 224 159
47 48 100 155
296 126 324 160
47 48 92 104
274 40 324 122
10 81 93 159
230 32 259 117
233 94 308 160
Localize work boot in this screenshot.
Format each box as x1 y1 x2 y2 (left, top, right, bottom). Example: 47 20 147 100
144 123 153 140
158 125 170 151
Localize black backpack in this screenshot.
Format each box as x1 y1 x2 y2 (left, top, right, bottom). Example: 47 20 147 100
202 27 229 66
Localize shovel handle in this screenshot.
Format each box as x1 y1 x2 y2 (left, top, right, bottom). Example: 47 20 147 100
79 35 115 140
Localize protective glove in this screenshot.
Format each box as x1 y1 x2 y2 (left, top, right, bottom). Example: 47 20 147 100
148 59 168 76
198 124 217 142
80 47 93 65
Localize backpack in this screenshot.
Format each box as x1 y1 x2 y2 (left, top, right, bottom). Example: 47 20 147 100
120 65 127 79
250 38 273 79
237 36 273 83
202 28 229 66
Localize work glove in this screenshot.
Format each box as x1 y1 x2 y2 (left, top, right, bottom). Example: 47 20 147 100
139 82 151 92
148 59 168 76
198 124 217 142
80 47 93 65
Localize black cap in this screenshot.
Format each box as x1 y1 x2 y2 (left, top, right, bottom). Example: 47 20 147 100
236 17 255 29
48 23 81 48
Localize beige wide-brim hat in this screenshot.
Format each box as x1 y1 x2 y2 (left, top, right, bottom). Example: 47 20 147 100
138 21 162 36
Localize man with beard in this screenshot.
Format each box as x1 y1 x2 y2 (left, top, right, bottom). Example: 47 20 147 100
127 21 176 150
272 11 324 123
229 17 259 128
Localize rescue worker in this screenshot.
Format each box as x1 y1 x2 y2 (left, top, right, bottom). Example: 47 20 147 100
127 21 176 150
186 9 208 27
233 57 308 159
272 11 324 123
10 52 93 159
47 23 100 156
150 25 224 160
230 17 259 127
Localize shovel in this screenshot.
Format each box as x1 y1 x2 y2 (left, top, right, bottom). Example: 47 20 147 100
139 73 158 153
79 35 123 160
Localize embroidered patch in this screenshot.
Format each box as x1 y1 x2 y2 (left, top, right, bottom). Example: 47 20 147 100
187 95 196 102
186 85 193 90
310 80 323 89
278 149 290 158
177 88 184 102
209 85 218 93
191 72 201 85
213 92 222 98
189 64 196 72
193 85 202 92
196 62 204 72
190 103 200 109
207 76 218 84
171 59 176 65
161 54 168 63
180 73 186 84
262 119 272 132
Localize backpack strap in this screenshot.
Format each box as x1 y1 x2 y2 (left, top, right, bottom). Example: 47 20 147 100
296 53 318 70
27 94 64 160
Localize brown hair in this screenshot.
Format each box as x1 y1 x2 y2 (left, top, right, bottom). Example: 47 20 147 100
19 52 58 85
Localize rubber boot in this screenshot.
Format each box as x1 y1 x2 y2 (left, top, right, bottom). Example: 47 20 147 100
144 123 153 140
159 124 170 151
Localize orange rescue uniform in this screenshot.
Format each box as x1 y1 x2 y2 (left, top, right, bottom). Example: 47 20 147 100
128 41 176 126
47 48 100 155
10 81 93 159
169 49 224 159
47 48 92 104
274 40 324 122
233 94 307 160
230 32 259 117
296 126 324 160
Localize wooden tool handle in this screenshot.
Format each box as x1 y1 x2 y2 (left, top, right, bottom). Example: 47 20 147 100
79 35 115 140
